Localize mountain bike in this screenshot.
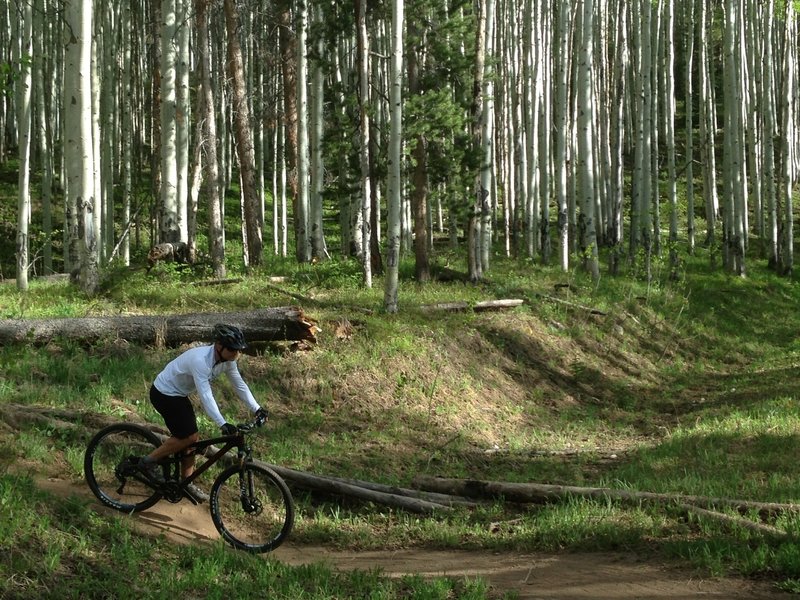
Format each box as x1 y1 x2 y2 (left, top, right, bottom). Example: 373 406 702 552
84 417 294 553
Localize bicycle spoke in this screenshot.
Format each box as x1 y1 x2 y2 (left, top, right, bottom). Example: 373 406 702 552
84 425 163 512
211 464 294 553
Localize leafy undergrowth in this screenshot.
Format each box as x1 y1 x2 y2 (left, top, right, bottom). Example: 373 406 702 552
2 253 800 595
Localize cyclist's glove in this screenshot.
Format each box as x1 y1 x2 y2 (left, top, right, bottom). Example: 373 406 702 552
220 423 238 436
255 407 268 426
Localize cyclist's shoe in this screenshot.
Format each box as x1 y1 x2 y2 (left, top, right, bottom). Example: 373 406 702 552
184 482 210 503
137 458 165 484
116 455 140 477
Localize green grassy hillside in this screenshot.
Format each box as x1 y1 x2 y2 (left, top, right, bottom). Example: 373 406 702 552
2 251 800 597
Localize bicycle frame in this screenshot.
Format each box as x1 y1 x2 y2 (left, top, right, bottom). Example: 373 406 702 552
156 430 252 499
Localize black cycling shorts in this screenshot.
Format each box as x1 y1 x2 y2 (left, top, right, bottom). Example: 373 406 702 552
149 384 198 439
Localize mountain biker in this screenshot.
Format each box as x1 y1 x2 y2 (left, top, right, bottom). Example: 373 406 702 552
138 323 268 502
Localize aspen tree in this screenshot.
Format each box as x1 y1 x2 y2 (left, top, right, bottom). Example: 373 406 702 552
698 0 719 260
745 0 762 242
640 0 653 279
664 0 678 273
224 0 264 267
15 0 33 290
176 0 190 244
468 0 487 281
651 0 662 258
195 0 225 278
762 0 778 269
537 0 553 264
781 4 795 274
608 0 627 274
479 0 496 274
277 0 299 251
295 0 311 264
35 0 54 273
684 0 696 255
554 0 572 272
356 0 372 287
722 0 746 275
309 3 329 262
64 0 98 293
577 0 600 281
159 0 180 244
120 0 133 266
384 0 404 314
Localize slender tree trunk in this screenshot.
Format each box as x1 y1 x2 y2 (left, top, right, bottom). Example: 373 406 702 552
160 0 180 244
384 0 404 313
309 3 329 262
176 0 190 244
608 0 627 275
780 4 795 275
223 0 263 267
468 0 487 282
554 0 571 272
577 0 600 281
64 0 98 294
295 0 310 263
15 0 33 290
195 0 225 278
685 0 696 255
479 0 496 274
356 0 372 287
665 0 678 274
35 0 54 274
277 0 299 248
763 0 778 269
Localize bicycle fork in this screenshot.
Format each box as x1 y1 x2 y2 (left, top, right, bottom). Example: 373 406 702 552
239 466 262 515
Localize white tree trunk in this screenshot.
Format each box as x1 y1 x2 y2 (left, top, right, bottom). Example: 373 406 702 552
577 0 600 280
684 0 696 255
665 0 678 271
554 0 571 272
15 0 33 290
176 0 190 244
357 0 372 287
479 0 496 273
781 4 796 274
310 3 329 261
160 0 180 244
35 0 54 274
63 0 98 293
762 0 778 268
295 0 311 263
384 0 404 313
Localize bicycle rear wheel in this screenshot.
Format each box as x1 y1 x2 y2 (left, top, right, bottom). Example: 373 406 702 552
84 423 164 512
210 463 294 553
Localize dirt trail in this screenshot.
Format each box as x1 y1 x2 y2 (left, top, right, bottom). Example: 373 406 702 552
38 477 790 599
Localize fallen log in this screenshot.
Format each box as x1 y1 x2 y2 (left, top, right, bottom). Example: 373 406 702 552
147 430 453 514
413 475 800 519
0 306 319 346
255 463 454 514
420 299 524 313
678 503 790 541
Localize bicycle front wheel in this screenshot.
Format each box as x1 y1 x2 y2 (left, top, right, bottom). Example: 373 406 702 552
210 463 294 553
84 423 164 513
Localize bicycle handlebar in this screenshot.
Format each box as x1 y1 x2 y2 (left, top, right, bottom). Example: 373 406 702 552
235 415 267 434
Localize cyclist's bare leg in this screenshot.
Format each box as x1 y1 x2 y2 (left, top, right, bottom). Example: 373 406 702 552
180 451 196 478
146 432 199 477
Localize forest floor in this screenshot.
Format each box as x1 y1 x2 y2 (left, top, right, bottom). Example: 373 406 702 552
37 476 790 599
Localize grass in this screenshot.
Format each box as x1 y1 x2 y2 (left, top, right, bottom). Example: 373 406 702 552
2 238 800 596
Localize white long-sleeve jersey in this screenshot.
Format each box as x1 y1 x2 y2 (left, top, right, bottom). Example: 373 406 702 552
153 344 260 426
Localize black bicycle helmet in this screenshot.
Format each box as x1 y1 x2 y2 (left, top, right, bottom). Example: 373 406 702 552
212 323 247 350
